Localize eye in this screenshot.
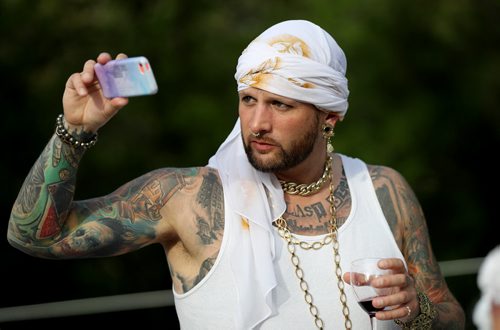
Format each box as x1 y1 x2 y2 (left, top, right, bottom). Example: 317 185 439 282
272 100 291 110
240 95 255 104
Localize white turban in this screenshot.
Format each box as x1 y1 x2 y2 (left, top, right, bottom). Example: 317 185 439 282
234 19 349 119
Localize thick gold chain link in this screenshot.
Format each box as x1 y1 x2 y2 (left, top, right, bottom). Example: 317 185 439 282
279 156 331 196
276 155 352 329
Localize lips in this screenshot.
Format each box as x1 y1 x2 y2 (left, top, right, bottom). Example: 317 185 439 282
251 139 276 152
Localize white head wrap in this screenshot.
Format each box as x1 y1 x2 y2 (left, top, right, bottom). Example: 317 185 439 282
235 19 349 119
208 20 348 329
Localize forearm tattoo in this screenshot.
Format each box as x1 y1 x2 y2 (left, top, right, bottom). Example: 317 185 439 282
370 166 465 328
9 136 83 244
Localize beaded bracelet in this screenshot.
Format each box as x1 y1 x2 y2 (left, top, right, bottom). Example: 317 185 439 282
394 291 437 329
55 114 98 150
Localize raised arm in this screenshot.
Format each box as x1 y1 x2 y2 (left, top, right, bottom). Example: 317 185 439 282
7 52 171 258
8 137 187 259
370 165 465 329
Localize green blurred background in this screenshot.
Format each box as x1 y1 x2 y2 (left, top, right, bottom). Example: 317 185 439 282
1 0 498 328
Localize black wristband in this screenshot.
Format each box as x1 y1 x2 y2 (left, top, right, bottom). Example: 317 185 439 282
55 114 98 150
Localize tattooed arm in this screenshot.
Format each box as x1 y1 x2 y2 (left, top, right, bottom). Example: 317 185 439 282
8 54 225 294
7 132 198 259
369 165 465 329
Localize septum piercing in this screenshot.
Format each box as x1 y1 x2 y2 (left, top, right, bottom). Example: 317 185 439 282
251 131 261 137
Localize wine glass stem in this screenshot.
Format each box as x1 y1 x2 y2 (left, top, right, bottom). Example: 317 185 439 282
370 316 376 330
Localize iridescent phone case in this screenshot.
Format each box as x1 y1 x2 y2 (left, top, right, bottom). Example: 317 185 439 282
94 56 158 98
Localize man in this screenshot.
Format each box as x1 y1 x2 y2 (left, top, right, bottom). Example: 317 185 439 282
8 20 464 329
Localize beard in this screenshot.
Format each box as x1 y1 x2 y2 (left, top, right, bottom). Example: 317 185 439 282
243 117 320 173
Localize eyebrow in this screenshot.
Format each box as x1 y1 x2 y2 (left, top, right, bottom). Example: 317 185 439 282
238 90 298 105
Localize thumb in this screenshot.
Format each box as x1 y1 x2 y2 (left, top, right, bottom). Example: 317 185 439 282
109 97 129 109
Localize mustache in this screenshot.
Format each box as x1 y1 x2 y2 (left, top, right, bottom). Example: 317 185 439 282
248 134 277 145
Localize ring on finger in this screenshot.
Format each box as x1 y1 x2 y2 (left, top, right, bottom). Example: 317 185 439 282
405 305 411 317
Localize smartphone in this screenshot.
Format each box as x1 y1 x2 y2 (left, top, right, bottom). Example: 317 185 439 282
94 56 158 98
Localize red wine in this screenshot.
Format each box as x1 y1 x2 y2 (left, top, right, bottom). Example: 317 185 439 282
358 299 383 317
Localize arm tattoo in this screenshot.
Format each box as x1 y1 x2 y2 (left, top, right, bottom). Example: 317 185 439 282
49 168 190 258
370 166 401 241
370 165 465 328
10 136 83 243
194 171 224 245
173 256 216 293
8 133 195 259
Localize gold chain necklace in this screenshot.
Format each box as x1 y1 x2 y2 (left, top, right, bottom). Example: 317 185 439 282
276 155 352 329
279 156 331 196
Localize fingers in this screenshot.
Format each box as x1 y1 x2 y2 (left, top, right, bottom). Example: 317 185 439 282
116 52 128 60
368 260 417 319
109 97 129 109
371 274 419 321
66 58 97 97
375 302 418 321
378 258 406 271
66 71 92 97
345 258 421 322
81 59 96 82
342 272 350 284
371 272 412 289
373 286 412 305
96 52 112 64
68 53 129 97
96 52 128 63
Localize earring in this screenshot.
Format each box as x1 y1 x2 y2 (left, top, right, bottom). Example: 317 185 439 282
322 123 335 153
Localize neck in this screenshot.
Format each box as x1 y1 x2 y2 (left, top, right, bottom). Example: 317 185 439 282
275 151 329 185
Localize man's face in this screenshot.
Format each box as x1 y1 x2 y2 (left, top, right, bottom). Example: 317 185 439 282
238 88 322 173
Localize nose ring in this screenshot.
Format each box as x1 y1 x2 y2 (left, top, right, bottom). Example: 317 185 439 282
251 131 261 138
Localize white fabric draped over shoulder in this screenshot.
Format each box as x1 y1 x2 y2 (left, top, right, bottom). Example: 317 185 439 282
208 20 350 329
235 19 349 119
208 118 286 329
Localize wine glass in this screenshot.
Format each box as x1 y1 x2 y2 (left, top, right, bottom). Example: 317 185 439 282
350 258 393 329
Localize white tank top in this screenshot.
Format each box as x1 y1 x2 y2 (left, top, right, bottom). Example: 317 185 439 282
174 155 405 329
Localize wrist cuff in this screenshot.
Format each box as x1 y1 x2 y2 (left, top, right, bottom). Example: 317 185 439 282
394 291 437 329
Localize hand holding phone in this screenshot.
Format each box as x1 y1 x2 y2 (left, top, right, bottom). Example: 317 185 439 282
94 56 158 98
